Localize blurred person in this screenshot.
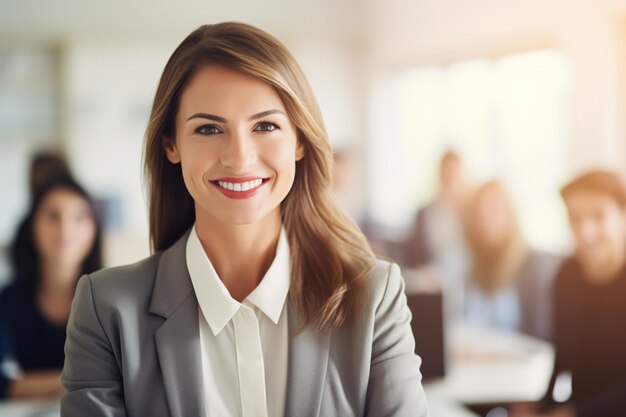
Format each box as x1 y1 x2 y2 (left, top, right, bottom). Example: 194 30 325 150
513 170 626 417
60 22 428 416
0 177 102 400
332 149 365 226
462 181 560 340
29 151 72 197
405 149 469 268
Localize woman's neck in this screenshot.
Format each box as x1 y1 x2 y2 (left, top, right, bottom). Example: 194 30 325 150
39 262 80 299
36 261 79 326
195 210 282 302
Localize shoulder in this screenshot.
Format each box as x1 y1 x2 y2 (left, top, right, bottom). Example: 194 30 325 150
0 283 21 301
520 249 564 282
79 252 163 311
550 256 586 303
0 283 30 316
416 202 435 220
553 257 579 287
88 252 162 288
365 259 405 312
526 249 563 266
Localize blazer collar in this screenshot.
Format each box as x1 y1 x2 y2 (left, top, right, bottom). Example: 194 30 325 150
148 229 205 417
149 229 194 319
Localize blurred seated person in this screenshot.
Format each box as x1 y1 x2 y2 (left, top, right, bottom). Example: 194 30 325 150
405 149 469 268
29 150 72 197
462 181 560 341
0 177 102 400
513 170 626 417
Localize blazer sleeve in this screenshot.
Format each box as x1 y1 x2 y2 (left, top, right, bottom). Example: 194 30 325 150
365 262 429 417
61 275 127 417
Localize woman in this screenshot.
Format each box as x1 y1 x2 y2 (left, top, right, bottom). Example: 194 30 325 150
0 176 101 399
462 181 560 340
60 22 428 416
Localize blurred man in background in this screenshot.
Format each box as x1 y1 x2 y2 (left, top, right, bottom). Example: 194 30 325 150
405 149 469 268
513 170 626 417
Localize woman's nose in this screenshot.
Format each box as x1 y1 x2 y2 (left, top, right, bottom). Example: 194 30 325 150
219 131 257 172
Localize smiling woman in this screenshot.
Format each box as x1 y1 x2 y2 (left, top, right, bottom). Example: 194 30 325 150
60 22 428 417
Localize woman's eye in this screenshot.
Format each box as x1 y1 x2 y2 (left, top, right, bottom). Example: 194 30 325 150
254 122 279 132
195 125 222 135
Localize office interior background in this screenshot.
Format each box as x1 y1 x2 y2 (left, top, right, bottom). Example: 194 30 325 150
2 0 626 415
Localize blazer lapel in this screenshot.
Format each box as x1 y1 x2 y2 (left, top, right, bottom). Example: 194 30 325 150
284 302 330 417
149 231 205 417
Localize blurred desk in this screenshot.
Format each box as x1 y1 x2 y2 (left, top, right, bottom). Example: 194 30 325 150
425 379 479 417
422 327 554 417
446 326 554 404
0 398 59 417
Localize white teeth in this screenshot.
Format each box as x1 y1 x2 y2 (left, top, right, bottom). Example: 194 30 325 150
216 179 265 192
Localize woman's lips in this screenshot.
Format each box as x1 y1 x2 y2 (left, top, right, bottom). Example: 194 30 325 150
210 177 270 199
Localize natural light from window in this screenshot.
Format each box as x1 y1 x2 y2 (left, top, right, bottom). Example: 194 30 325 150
368 49 573 252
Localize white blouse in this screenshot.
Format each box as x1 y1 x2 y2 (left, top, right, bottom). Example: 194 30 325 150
186 225 290 417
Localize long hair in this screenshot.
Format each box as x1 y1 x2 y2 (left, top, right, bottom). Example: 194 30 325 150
463 181 528 293
143 22 375 331
11 177 103 296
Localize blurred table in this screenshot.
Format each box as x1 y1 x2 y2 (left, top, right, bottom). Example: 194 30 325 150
422 324 555 417
0 398 59 417
446 325 555 404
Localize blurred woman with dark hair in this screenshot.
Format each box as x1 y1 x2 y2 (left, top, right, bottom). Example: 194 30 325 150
0 177 102 399
462 181 561 340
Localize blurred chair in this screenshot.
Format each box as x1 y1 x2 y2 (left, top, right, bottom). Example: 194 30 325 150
407 291 446 381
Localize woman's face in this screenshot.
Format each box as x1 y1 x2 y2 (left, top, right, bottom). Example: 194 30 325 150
33 187 97 271
473 186 513 248
166 65 304 226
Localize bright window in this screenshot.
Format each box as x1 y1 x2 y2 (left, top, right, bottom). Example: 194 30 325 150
368 49 573 251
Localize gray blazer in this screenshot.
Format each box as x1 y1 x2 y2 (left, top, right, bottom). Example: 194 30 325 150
61 230 429 417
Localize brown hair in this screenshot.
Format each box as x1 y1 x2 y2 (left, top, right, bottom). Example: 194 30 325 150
561 170 626 209
463 181 528 293
143 22 375 331
440 149 460 169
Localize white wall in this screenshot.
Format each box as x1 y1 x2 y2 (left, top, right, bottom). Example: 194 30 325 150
61 40 178 265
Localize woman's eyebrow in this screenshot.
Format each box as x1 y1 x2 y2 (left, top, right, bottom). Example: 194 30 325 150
248 109 285 120
186 113 227 123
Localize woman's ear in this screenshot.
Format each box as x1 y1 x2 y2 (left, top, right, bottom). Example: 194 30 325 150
164 137 181 164
295 140 305 161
